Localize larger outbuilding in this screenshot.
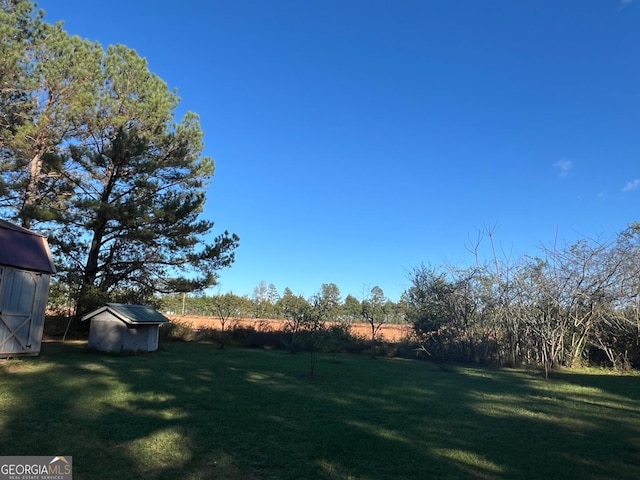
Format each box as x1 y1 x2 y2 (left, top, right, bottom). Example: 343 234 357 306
0 219 56 357
82 303 169 352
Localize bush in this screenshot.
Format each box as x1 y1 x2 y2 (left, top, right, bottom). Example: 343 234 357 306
158 319 426 362
230 327 283 349
159 321 198 342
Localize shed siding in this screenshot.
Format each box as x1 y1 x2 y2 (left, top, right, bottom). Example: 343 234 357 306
147 324 159 351
87 315 126 351
87 311 161 352
122 324 158 351
30 273 50 353
0 266 50 356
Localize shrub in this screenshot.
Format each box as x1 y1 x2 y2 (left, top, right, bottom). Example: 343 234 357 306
159 321 198 342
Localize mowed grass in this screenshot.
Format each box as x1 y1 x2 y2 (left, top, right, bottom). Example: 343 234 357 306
1 342 639 480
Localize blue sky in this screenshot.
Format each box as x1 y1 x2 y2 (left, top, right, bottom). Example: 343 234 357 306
40 1 640 301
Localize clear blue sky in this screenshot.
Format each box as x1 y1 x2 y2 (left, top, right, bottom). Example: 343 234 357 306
40 0 640 301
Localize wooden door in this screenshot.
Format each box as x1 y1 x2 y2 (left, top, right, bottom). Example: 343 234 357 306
0 267 38 354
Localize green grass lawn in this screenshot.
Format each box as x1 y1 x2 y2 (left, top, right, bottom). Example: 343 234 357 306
1 342 639 480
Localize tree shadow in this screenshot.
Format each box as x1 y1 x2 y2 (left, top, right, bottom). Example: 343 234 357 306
0 342 639 479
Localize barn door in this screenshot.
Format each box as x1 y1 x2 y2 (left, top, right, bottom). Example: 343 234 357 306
0 267 38 353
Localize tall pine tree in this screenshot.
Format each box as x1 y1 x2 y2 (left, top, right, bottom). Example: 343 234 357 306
57 44 238 315
0 4 238 316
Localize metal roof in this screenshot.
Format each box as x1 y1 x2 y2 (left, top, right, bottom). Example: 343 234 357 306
0 219 56 273
81 303 169 324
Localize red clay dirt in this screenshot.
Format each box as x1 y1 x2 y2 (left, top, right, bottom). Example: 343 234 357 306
166 315 413 343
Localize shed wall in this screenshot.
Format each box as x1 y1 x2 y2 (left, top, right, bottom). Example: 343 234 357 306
0 266 50 356
87 312 160 352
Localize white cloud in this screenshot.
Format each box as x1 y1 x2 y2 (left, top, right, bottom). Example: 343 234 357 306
553 159 573 177
619 0 635 11
623 179 640 192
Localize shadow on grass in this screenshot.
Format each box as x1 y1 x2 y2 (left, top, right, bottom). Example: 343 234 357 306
0 342 639 479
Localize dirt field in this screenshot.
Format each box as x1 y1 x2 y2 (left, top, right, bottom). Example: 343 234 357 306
166 315 413 343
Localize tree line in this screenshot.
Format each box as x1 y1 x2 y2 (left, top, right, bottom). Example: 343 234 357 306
403 226 640 374
157 282 404 370
0 0 239 318
162 223 640 375
158 282 403 341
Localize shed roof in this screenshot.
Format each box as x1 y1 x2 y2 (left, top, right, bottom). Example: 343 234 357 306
0 219 56 273
81 303 169 325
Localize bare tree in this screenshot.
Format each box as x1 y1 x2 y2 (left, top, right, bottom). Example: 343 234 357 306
361 286 387 349
211 293 241 349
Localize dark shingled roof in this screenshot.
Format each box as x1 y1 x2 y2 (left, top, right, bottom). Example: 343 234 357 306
0 220 56 273
81 303 169 324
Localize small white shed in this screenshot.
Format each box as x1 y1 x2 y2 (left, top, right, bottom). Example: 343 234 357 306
82 303 169 352
0 220 56 357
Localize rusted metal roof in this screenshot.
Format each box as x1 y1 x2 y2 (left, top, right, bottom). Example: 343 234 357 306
81 303 169 324
0 220 56 274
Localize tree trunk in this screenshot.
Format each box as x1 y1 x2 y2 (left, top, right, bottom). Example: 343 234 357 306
75 225 107 317
20 152 43 230
570 329 590 367
75 159 118 317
